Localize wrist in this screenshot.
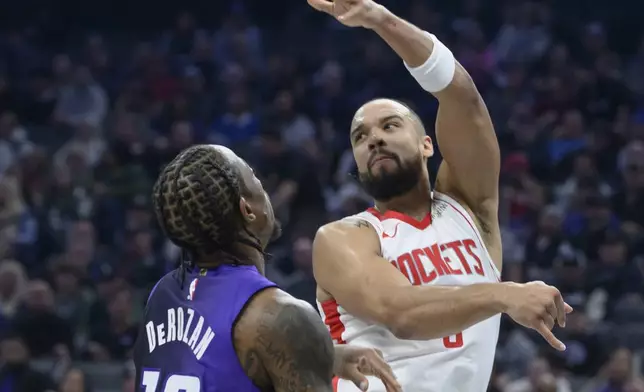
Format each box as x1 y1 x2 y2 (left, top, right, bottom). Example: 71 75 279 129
332 344 346 375
369 4 394 31
494 282 520 313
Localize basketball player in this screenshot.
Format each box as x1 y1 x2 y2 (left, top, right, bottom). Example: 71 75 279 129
307 0 573 391
133 145 401 392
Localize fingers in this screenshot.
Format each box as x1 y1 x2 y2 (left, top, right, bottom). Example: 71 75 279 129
542 309 555 330
338 5 363 22
554 291 567 327
307 0 334 14
536 322 566 351
358 353 402 392
565 302 574 314
345 360 370 391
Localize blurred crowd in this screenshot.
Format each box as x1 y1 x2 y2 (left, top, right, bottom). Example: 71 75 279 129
0 0 643 391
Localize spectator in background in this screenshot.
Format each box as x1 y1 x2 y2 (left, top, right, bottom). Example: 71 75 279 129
271 89 317 150
523 206 566 281
613 142 644 228
213 7 264 73
555 152 613 211
505 356 572 392
0 333 55 392
209 88 258 148
0 260 26 332
554 301 605 378
12 280 73 358
0 112 32 175
284 236 316 307
87 287 136 361
493 2 550 65
587 232 642 313
164 12 198 57
0 175 30 260
583 348 644 392
54 66 108 129
58 368 91 392
54 123 106 170
51 262 91 334
501 152 545 233
119 230 164 290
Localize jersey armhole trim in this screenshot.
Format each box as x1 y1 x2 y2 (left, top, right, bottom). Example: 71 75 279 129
433 192 502 282
319 299 347 344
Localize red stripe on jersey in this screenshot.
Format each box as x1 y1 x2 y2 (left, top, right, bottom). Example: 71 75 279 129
438 197 502 282
333 376 339 392
366 207 432 230
320 299 346 344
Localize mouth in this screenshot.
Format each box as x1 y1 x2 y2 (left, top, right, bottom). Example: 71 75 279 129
369 155 396 169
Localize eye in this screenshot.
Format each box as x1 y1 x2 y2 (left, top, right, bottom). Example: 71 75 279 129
353 133 365 143
383 122 398 130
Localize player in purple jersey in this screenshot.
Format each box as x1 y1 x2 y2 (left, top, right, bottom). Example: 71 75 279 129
134 144 401 392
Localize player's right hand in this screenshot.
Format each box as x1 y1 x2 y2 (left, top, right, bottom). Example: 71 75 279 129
333 345 402 392
504 281 573 351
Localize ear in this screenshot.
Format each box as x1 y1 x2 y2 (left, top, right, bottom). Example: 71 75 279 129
421 135 434 159
239 197 256 223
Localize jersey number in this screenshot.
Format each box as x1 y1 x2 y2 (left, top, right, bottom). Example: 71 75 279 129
141 370 201 392
443 332 464 348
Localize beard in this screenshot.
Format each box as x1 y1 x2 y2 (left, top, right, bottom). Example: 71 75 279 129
358 153 423 202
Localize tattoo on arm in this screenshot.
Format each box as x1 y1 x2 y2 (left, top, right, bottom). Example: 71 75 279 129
354 220 370 229
236 290 334 392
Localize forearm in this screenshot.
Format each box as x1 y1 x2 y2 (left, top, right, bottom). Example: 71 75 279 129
371 8 434 68
371 8 478 101
384 283 509 340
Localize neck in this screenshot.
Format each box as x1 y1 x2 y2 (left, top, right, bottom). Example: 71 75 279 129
374 182 432 221
197 242 265 275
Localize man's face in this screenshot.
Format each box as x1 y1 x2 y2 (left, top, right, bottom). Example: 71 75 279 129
350 99 433 201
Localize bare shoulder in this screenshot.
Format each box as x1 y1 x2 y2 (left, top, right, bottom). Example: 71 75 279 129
315 218 379 246
234 287 334 392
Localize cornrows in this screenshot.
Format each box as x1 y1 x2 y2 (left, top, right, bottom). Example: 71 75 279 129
152 145 243 254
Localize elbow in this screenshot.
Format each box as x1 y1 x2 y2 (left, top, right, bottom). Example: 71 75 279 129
437 65 482 106
387 316 416 340
376 300 416 340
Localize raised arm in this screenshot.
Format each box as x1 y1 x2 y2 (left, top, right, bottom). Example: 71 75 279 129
370 6 500 211
314 219 569 349
235 288 334 392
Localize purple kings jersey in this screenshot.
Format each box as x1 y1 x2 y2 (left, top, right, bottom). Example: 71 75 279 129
134 265 276 392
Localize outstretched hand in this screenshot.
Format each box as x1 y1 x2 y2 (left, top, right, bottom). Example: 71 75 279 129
504 281 573 351
334 345 402 392
307 0 388 29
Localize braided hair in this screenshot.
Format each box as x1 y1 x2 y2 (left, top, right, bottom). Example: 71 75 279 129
152 145 258 284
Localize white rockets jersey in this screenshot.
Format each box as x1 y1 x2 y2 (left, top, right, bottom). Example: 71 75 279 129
318 191 501 392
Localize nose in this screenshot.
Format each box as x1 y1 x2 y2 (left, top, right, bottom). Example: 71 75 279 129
367 132 386 151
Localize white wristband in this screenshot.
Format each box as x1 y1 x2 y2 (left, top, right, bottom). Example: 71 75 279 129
404 32 456 93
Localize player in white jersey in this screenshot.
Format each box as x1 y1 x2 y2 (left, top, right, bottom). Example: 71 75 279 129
307 0 573 391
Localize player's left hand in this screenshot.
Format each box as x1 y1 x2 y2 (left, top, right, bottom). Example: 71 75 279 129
307 0 388 29
333 344 402 392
